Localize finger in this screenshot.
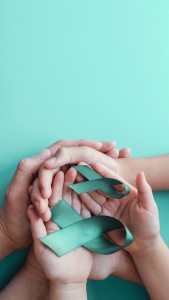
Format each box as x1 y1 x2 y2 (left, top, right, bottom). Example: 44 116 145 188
136 172 155 209
27 205 47 240
80 202 91 218
43 146 115 170
38 168 56 199
119 148 131 158
40 147 117 200
77 162 128 203
105 148 119 158
49 171 64 207
77 162 108 205
99 141 116 153
28 185 33 196
8 149 51 200
40 210 52 223
63 167 77 205
80 193 102 215
72 191 81 214
88 190 107 205
31 179 51 221
48 139 102 156
92 163 138 199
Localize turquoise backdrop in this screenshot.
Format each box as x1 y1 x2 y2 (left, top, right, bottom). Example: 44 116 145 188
1 1 169 299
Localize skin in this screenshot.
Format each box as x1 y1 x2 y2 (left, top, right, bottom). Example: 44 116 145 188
0 139 126 259
81 163 169 300
32 146 131 221
0 249 49 300
0 148 51 259
27 167 140 300
0 139 129 299
38 147 169 205
31 167 141 284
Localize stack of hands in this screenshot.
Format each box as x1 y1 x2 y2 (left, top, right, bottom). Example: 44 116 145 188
0 139 169 300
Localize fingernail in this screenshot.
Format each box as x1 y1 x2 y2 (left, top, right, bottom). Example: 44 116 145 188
41 187 51 199
97 142 102 148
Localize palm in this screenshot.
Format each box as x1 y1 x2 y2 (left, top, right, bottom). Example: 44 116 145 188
80 164 159 253
35 220 93 283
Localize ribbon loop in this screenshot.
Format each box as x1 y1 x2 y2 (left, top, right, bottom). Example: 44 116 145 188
70 165 130 199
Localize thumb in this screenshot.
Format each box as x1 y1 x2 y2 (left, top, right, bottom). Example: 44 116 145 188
136 172 155 209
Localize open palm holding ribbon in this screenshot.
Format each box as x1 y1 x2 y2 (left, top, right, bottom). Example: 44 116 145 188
29 167 142 284
78 163 160 255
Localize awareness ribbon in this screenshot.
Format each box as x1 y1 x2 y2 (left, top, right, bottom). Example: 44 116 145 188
40 166 133 256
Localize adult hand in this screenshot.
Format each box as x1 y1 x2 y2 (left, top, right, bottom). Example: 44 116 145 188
0 149 50 257
47 139 130 158
36 142 131 202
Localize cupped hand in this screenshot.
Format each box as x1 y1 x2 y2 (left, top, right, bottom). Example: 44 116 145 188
0 149 50 254
79 163 159 254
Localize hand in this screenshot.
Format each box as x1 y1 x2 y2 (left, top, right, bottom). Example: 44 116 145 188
24 246 48 285
39 144 131 199
31 142 131 220
0 139 114 256
0 149 51 256
79 163 159 255
28 195 93 285
30 167 142 284
47 139 130 158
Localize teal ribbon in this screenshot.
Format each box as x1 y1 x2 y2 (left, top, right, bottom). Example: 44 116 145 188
70 165 130 199
40 166 133 256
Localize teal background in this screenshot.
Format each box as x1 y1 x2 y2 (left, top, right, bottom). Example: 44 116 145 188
0 0 169 299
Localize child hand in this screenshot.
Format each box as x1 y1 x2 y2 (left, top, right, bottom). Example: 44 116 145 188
27 204 93 284
28 168 93 284
79 163 160 255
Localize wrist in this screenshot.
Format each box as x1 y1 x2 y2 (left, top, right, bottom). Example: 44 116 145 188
117 158 134 185
21 265 49 299
0 214 13 259
50 282 87 300
129 234 162 261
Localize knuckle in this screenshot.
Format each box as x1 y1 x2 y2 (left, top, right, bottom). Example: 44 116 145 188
5 186 11 200
58 147 66 156
17 158 32 172
57 147 70 163
31 193 39 203
95 205 102 216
